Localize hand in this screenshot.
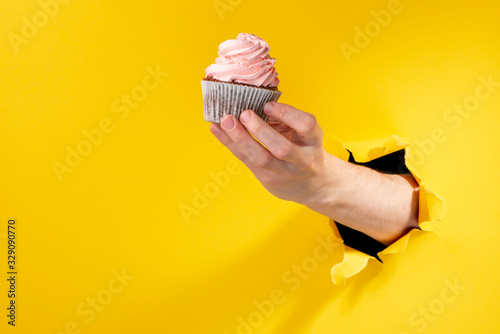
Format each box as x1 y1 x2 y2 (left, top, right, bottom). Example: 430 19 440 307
209 102 337 206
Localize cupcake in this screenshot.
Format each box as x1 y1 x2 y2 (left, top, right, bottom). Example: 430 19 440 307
201 33 282 123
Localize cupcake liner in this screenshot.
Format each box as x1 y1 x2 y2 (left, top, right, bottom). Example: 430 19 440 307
201 80 282 123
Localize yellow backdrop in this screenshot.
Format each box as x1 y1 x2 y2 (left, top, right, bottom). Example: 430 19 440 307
1 0 499 333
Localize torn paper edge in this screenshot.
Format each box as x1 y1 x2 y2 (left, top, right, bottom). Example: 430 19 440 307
324 135 447 285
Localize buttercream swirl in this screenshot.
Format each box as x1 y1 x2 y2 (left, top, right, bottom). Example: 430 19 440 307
205 33 279 87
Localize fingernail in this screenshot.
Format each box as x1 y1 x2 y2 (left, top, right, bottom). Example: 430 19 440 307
222 116 235 130
240 110 251 123
210 123 220 134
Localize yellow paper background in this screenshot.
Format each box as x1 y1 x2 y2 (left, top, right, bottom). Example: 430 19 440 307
1 0 500 333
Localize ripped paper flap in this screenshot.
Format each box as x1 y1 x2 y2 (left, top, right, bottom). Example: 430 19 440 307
325 135 447 285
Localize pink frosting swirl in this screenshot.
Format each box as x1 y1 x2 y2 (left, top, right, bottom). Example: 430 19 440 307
205 33 279 88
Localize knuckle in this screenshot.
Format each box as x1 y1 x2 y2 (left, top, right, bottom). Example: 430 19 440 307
232 134 247 147
300 113 317 133
275 143 293 160
218 135 232 147
254 126 272 142
255 154 273 168
275 104 288 120
241 143 257 157
232 149 248 162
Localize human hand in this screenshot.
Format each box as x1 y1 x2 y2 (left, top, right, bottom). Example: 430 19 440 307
209 102 340 206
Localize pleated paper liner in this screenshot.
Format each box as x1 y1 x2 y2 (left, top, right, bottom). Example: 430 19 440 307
201 79 282 123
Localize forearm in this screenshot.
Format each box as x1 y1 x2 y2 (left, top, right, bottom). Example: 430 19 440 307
303 153 420 245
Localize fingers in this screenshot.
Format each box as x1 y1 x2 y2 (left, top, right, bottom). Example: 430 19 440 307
239 109 299 162
209 123 255 169
213 116 284 171
263 102 322 145
210 123 276 182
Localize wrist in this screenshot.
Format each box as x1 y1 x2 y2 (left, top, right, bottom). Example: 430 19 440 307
301 152 352 210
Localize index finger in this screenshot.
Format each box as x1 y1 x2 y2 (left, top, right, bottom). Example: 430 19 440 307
263 102 322 145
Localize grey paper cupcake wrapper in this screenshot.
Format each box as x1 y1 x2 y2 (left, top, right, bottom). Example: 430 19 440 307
201 80 282 123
